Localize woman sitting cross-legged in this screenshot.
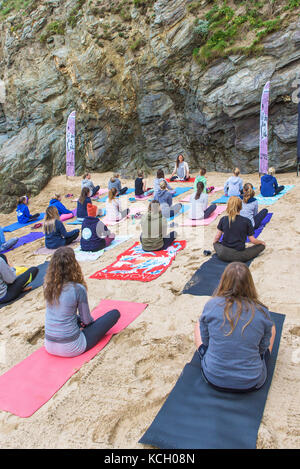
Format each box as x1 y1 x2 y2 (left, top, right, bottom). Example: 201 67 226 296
240 183 268 230
194 262 276 392
154 180 182 219
140 200 176 251
49 194 73 216
44 206 80 249
44 246 120 358
105 188 129 222
80 216 115 252
188 181 217 220
0 254 38 304
213 196 265 262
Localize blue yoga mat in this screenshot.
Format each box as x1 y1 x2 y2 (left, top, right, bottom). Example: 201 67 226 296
182 254 253 297
167 204 189 220
139 311 285 449
3 214 45 233
255 185 294 205
172 187 193 198
97 188 135 203
1 232 44 253
212 195 229 204
0 261 49 309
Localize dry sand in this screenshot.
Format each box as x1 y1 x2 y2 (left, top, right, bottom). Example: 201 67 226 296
0 171 299 449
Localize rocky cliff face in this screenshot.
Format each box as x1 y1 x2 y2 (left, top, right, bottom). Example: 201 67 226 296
0 0 299 212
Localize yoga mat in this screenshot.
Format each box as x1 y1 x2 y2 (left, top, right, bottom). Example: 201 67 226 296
60 209 76 222
3 214 45 233
182 255 253 297
90 241 186 282
255 185 294 205
172 187 193 198
180 187 223 202
97 188 135 203
67 209 106 225
166 178 195 183
0 261 49 309
0 299 148 417
139 311 285 449
74 236 132 261
101 204 146 226
1 232 44 253
179 206 227 226
167 204 190 220
212 195 230 204
34 240 79 256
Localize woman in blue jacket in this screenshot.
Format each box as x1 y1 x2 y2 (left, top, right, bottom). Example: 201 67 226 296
44 206 79 249
260 167 284 197
49 194 73 215
16 196 40 224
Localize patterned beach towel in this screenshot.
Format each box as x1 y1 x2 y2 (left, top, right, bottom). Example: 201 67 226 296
90 241 186 282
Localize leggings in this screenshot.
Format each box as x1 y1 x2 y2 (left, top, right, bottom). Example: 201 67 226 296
82 309 120 351
91 185 100 197
0 262 39 304
64 229 80 245
162 203 182 219
275 185 284 195
190 204 217 221
170 176 190 182
254 209 268 230
214 242 265 263
28 213 40 222
119 187 128 195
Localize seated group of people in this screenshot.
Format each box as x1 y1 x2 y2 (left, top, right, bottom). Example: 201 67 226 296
0 163 283 394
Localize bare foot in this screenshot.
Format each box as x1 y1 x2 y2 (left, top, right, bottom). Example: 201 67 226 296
22 286 32 292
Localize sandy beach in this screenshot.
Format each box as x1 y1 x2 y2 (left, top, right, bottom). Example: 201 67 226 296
0 171 299 449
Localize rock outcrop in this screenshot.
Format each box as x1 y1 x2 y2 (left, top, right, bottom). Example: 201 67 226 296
0 0 299 212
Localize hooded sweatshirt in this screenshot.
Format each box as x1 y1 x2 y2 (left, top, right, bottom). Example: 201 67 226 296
153 178 173 196
239 197 258 227
16 203 32 224
141 211 167 251
260 174 278 197
224 176 243 197
49 199 72 215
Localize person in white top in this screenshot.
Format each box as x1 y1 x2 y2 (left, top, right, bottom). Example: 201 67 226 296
189 182 217 220
105 188 129 221
170 154 190 181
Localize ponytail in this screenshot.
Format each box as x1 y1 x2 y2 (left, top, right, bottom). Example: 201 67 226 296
242 183 254 204
195 181 204 200
227 196 242 225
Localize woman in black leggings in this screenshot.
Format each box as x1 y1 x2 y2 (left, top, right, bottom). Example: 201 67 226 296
0 254 38 304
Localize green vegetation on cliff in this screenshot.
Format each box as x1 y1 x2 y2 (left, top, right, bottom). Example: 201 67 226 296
191 0 300 67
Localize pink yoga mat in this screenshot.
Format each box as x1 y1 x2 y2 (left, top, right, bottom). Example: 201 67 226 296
180 187 223 203
0 299 148 418
179 205 226 226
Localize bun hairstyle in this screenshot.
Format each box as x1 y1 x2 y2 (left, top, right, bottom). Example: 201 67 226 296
195 181 204 200
159 180 167 190
137 170 144 178
108 187 118 201
242 183 255 204
54 193 61 201
268 167 275 176
157 169 164 179
200 168 206 176
233 167 240 177
227 196 242 225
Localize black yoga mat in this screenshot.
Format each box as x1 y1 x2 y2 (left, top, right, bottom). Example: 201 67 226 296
182 254 252 297
0 261 49 309
139 311 285 449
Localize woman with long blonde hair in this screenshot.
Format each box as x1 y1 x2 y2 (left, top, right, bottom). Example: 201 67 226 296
44 246 120 357
213 196 266 262
105 187 129 221
240 183 268 229
44 206 79 249
194 262 276 392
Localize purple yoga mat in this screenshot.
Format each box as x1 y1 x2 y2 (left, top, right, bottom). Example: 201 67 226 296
219 213 273 243
1 232 44 254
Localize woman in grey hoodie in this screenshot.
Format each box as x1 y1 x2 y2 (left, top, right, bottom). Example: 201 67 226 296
224 168 243 197
240 183 268 229
154 180 182 218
